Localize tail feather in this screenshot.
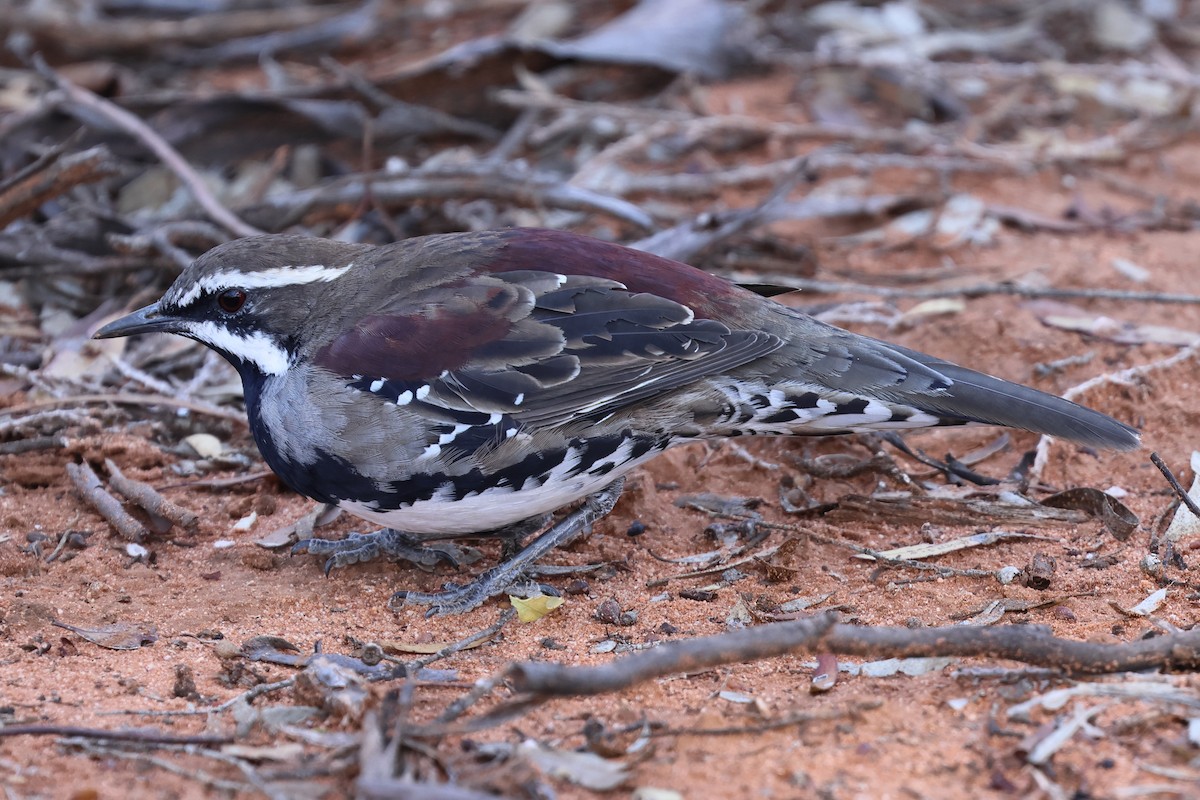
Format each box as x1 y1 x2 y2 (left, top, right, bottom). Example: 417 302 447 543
895 355 1140 451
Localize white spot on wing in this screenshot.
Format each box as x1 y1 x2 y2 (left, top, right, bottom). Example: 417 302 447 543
396 390 413 405
369 379 384 393
416 385 431 400
438 423 472 445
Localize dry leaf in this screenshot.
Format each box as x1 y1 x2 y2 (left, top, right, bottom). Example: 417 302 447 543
511 593 565 622
53 620 157 650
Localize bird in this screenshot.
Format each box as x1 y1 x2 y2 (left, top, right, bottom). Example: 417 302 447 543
95 227 1139 612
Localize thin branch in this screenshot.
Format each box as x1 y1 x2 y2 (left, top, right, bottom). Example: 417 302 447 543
1150 452 1200 519
66 461 149 542
34 56 263 238
0 725 231 745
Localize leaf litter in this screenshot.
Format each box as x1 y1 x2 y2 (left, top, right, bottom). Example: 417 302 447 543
4 1 1200 797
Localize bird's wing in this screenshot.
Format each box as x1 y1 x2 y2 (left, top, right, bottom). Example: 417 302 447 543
313 269 782 431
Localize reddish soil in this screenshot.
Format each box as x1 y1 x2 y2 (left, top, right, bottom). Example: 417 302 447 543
5 17 1200 800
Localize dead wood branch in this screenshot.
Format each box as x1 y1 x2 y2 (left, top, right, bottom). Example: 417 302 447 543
0 145 120 227
35 57 263 238
104 458 200 534
240 166 655 231
0 725 231 745
710 274 1200 306
504 614 1200 700
66 461 150 542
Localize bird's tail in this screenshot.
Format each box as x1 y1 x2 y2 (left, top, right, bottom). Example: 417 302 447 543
884 343 1140 450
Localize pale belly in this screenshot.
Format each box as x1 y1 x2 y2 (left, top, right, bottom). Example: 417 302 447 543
337 447 663 535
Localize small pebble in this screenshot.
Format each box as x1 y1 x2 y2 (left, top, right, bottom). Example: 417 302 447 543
995 565 1021 585
594 599 622 624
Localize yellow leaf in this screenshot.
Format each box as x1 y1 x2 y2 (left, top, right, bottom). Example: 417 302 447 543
511 593 564 622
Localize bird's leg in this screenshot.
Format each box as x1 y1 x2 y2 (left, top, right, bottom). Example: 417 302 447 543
293 529 465 574
393 478 626 617
494 513 554 560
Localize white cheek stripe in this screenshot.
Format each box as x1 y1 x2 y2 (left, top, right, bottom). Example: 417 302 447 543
184 321 290 376
169 263 353 307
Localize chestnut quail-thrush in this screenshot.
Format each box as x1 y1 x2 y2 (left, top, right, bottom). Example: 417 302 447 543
95 228 1139 612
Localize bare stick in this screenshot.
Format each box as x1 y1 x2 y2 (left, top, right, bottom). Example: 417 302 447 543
506 616 1200 699
66 461 149 542
3 393 247 424
105 459 200 533
0 145 120 227
1150 452 1200 519
34 57 263 238
99 678 295 718
67 739 251 794
0 725 230 745
396 608 517 673
241 166 654 231
509 612 838 696
710 273 1200 306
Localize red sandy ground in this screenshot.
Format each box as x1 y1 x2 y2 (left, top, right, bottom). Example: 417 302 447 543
4 83 1200 800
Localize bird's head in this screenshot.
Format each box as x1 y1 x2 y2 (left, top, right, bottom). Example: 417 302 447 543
94 235 373 378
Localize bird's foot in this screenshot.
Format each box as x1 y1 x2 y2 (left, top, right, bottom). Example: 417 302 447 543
392 478 626 616
294 528 464 575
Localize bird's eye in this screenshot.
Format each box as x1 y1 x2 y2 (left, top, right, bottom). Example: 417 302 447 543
217 289 247 313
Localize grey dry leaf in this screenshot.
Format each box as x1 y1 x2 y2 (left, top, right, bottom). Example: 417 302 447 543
633 789 684 800
518 740 630 791
254 503 342 548
52 620 157 650
241 635 303 664
1126 588 1168 617
540 0 747 79
854 530 1058 562
1030 301 1200 347
220 742 306 762
858 657 955 678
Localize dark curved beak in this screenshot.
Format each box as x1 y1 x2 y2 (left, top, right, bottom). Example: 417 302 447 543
93 302 181 339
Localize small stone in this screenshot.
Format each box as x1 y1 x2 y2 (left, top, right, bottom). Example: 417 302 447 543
213 640 242 660
995 565 1022 585
594 599 622 625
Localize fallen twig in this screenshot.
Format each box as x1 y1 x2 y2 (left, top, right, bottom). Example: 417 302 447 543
3 393 247 424
105 458 200 533
710 274 1200 306
241 165 655 231
1150 452 1200 520
506 613 1200 698
0 144 120 227
34 56 263 238
66 461 149 542
0 724 231 745
1031 343 1199 477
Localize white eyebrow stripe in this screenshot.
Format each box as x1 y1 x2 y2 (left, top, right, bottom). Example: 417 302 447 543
169 263 353 307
